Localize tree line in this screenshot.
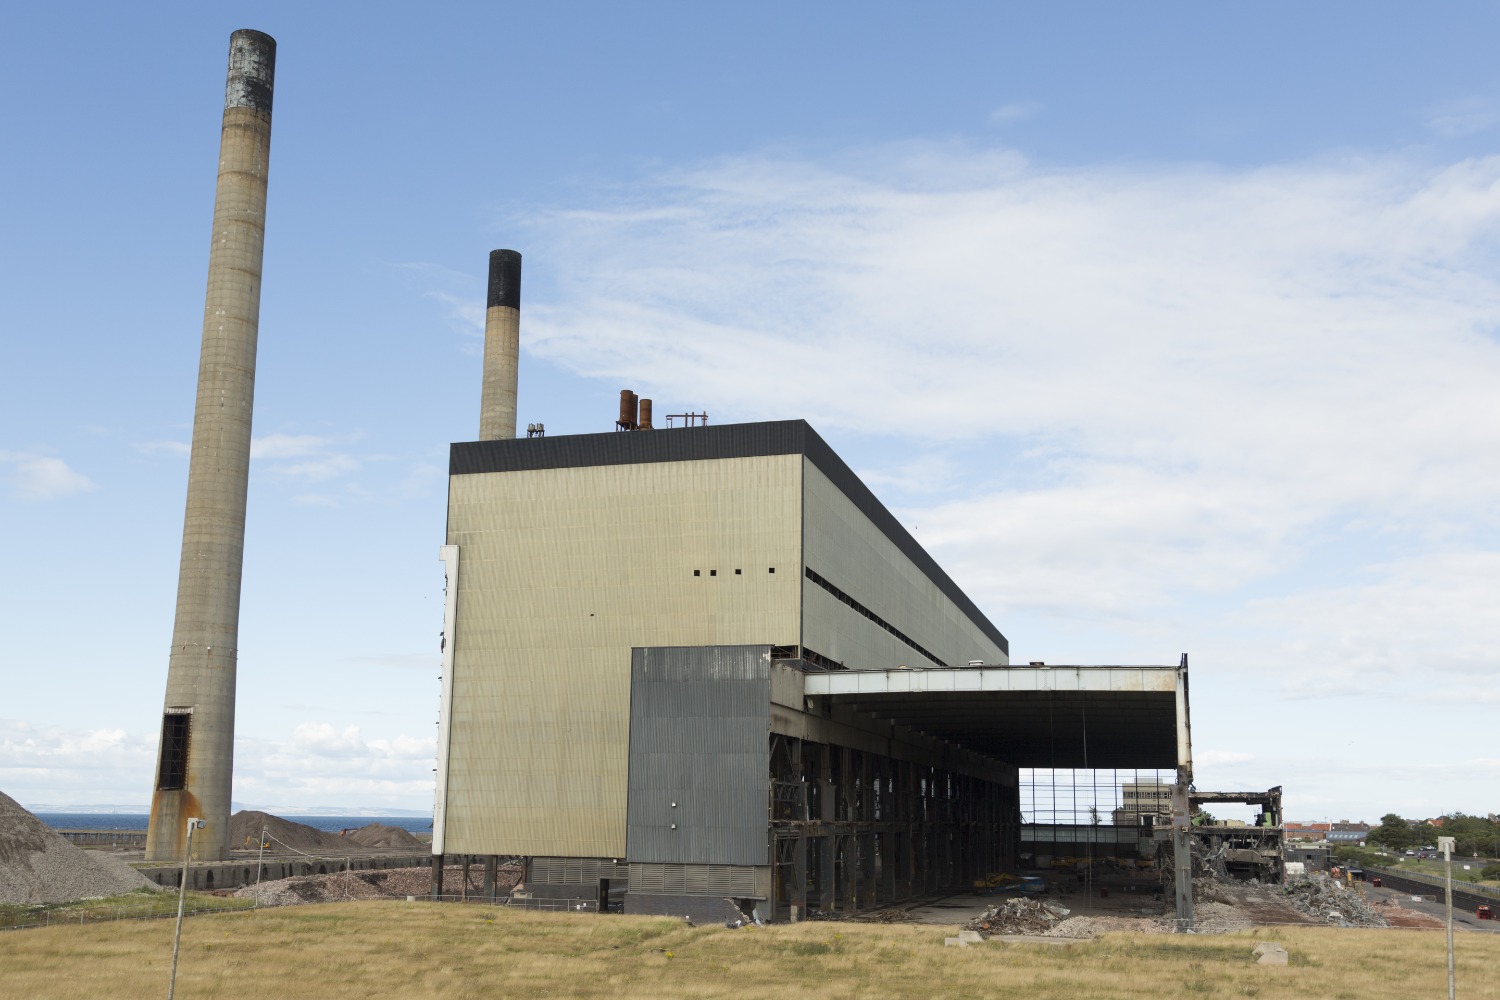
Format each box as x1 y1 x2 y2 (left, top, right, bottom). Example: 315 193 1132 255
1367 812 1500 858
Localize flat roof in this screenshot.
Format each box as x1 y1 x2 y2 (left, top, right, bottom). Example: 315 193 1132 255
804 664 1187 770
450 420 1007 655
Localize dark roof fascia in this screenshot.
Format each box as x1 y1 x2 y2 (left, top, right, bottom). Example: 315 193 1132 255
449 420 1008 655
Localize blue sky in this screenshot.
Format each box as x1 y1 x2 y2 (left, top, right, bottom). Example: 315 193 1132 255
3 3 1500 823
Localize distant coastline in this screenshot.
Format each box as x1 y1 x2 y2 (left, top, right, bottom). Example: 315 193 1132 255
36 813 433 834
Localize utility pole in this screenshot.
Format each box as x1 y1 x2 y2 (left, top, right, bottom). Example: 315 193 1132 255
167 818 205 1000
1439 835 1456 1000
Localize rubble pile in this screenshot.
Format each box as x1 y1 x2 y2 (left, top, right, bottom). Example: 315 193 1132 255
235 862 522 907
1280 875 1388 927
0 790 157 904
964 898 1070 936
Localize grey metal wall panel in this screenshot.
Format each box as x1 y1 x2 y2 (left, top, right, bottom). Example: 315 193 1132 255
451 420 1007 654
626 646 772 867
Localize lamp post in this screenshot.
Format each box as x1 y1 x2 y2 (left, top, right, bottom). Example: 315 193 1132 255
1438 835 1456 1000
167 818 205 1000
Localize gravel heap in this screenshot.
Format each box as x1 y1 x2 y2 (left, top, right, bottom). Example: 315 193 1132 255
0 790 157 904
235 862 522 907
228 811 353 853
343 823 425 850
1280 875 1388 927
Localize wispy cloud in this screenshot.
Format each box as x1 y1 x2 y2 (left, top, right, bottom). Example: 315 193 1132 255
509 143 1500 704
133 440 191 457
251 433 363 483
0 451 98 500
989 101 1041 125
1425 97 1499 138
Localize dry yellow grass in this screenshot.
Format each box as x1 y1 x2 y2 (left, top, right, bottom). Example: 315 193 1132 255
3 901 1498 1000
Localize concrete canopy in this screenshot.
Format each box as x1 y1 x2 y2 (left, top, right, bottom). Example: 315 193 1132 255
803 665 1189 771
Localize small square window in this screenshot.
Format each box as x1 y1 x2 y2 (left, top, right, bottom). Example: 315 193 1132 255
769 567 776 574
710 570 717 577
734 568 742 575
693 570 700 577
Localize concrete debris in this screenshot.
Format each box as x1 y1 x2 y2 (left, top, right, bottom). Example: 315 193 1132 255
234 862 521 907
0 790 158 904
1279 875 1388 927
964 898 1069 936
1252 941 1289 965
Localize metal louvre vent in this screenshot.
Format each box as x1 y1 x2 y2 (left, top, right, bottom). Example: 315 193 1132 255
156 711 192 791
530 857 629 885
628 863 759 897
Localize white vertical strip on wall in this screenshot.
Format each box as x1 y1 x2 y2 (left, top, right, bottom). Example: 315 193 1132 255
432 544 460 855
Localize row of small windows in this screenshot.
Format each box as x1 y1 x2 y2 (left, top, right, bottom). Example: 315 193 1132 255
804 567 947 667
692 567 776 577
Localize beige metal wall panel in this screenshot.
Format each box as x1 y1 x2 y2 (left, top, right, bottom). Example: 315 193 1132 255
443 455 801 857
801 459 1006 670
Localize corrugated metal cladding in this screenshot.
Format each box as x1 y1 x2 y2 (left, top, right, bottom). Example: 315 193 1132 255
802 459 1008 671
626 646 772 868
442 457 800 858
530 857 629 885
450 419 1006 654
628 863 764 897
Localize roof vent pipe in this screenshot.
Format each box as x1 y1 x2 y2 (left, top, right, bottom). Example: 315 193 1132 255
479 249 522 440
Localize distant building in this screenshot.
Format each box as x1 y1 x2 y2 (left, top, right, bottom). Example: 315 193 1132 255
1111 781 1171 827
1327 821 1370 845
1284 822 1331 841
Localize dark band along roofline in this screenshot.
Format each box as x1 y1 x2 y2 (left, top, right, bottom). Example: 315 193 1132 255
449 420 1008 655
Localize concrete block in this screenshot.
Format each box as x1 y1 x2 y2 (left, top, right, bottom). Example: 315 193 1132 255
944 936 968 948
1252 942 1288 965
958 930 983 944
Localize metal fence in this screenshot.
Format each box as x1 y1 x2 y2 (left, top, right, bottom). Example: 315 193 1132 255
1364 864 1500 911
1 898 255 932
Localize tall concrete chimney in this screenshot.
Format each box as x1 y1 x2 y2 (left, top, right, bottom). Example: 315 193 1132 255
146 29 275 863
479 249 522 440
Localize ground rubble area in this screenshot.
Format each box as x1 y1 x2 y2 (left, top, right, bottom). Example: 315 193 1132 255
234 862 523 907
827 868 1438 941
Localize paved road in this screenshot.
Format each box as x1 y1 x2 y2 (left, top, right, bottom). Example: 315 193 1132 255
1364 882 1500 934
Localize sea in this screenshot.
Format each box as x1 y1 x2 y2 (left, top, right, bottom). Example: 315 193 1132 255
35 813 433 834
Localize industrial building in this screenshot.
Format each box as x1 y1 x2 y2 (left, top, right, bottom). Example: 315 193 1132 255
431 254 1200 924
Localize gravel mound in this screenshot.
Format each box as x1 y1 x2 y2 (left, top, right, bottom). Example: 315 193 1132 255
0 790 157 904
343 823 425 850
228 811 352 854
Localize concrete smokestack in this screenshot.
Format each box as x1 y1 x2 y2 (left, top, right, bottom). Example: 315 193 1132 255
146 29 275 863
479 250 522 440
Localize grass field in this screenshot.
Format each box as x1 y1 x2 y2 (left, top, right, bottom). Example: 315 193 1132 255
3 901 1499 999
0 887 254 930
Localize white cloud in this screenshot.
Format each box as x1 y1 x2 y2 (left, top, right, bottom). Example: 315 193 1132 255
0 718 435 812
1426 97 1500 138
133 440 191 457
489 143 1500 741
250 433 365 485
251 433 339 460
0 720 155 807
989 101 1040 125
0 451 98 500
1197 750 1255 767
